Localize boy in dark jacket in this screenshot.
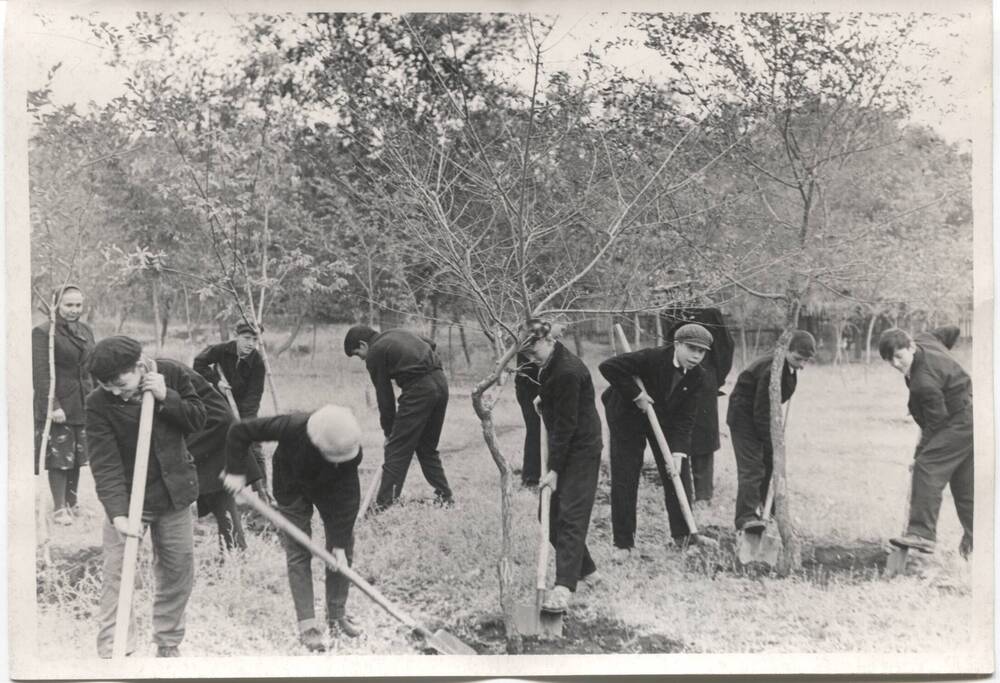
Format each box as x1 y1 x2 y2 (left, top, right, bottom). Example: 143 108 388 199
344 325 454 509
85 336 206 658
194 320 269 498
878 327 973 557
726 330 815 533
223 404 364 652
600 323 713 558
522 321 603 614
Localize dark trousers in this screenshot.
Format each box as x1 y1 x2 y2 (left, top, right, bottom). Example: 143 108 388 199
517 392 541 485
608 416 693 548
908 414 974 542
200 490 247 551
731 425 772 529
278 495 354 631
546 449 600 591
377 370 452 508
690 451 715 502
48 467 81 510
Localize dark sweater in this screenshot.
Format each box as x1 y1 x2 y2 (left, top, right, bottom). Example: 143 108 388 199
225 412 362 547
365 329 442 437
725 354 797 448
599 344 705 454
536 342 603 473
193 341 265 418
86 358 206 519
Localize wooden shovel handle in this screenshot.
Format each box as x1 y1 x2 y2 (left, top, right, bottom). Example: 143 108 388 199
112 364 157 659
613 324 698 534
535 397 551 593
214 364 242 419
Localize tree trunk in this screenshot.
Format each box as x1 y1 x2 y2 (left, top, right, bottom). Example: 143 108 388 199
217 317 229 342
116 302 132 333
833 320 843 365
447 324 455 377
572 325 584 357
752 324 762 357
456 318 472 367
273 313 306 358
633 313 641 348
430 296 439 342
609 322 617 354
769 316 801 575
739 324 748 368
654 314 664 347
865 310 878 365
151 277 163 356
182 282 193 343
471 346 522 654
311 321 318 365
258 338 281 414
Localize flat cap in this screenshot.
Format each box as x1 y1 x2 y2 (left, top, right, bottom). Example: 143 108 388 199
88 336 143 382
235 320 261 336
674 323 713 350
307 405 362 463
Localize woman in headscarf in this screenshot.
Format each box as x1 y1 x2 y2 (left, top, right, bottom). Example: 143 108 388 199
32 284 96 524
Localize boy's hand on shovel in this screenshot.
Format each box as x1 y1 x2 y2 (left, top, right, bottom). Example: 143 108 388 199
222 473 247 494
540 470 558 492
632 391 655 412
140 372 167 401
112 516 144 539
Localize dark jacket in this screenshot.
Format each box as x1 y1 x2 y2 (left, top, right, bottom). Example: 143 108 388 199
514 351 541 405
32 317 96 424
666 308 735 454
907 334 972 438
536 342 603 474
726 354 798 449
193 341 265 418
365 329 443 437
86 358 206 520
599 344 705 454
225 412 362 547
185 367 262 497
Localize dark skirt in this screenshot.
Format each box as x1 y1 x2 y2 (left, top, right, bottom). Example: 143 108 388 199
35 423 88 470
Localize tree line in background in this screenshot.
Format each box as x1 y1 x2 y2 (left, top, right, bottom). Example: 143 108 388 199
28 11 974 648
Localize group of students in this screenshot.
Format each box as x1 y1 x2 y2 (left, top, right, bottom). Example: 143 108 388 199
31 285 974 657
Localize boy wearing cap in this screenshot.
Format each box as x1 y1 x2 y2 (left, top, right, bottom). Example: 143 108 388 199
194 321 269 497
223 405 364 652
726 330 815 534
878 327 973 557
85 336 206 658
599 323 712 557
343 325 454 510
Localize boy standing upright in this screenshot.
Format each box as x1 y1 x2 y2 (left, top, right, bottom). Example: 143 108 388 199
726 330 815 534
85 337 206 658
344 325 454 510
878 327 973 557
599 323 713 557
224 405 364 652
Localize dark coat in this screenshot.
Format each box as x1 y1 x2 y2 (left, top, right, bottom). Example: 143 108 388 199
364 329 443 437
725 354 798 449
225 412 362 548
599 344 705 454
86 358 206 520
193 341 265 418
32 317 96 425
666 308 735 454
907 335 972 439
184 366 262 497
514 351 540 405
536 342 603 474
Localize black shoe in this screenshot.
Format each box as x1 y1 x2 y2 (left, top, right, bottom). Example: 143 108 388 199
740 519 767 535
889 534 936 554
433 494 455 509
521 479 539 488
156 645 181 657
330 616 363 638
959 533 973 559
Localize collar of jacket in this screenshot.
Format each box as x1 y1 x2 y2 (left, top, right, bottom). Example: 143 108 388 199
538 341 566 382
905 346 926 384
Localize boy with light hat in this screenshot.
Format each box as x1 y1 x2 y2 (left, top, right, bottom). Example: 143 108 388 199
224 404 364 652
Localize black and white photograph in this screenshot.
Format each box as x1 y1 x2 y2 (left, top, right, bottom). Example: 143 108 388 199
5 0 994 678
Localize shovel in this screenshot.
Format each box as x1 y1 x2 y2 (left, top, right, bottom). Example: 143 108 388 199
112 359 157 658
512 402 563 638
885 463 914 578
235 488 476 655
612 324 714 548
216 364 276 507
737 474 782 566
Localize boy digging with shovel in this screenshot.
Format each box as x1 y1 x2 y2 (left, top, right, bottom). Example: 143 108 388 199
223 404 365 652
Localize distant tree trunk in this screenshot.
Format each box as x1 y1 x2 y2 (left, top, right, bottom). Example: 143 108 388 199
609 322 617 354
217 317 229 342
116 302 132 333
633 312 641 347
182 283 193 342
654 314 664 346
572 325 584 357
151 277 163 355
865 311 878 365
752 324 762 357
447 324 455 377
770 302 802 575
311 321 318 365
430 296 439 342
259 338 281 414
159 294 171 349
456 318 472 367
739 323 748 368
273 313 306 358
833 319 844 365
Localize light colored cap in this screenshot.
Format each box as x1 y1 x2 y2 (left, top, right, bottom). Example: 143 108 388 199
306 405 362 463
674 323 714 350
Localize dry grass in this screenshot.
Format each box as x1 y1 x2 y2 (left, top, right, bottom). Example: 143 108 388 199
34 324 977 657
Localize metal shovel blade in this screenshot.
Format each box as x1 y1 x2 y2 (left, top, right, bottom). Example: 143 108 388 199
511 599 563 638
737 525 782 566
885 547 909 578
426 629 478 655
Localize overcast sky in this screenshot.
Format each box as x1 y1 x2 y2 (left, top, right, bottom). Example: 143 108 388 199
24 10 983 144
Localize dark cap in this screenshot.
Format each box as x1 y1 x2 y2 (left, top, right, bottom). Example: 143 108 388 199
235 320 261 336
674 323 713 350
88 336 142 383
788 330 817 358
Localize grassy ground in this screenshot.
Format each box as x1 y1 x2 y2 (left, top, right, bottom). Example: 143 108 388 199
34 324 978 657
